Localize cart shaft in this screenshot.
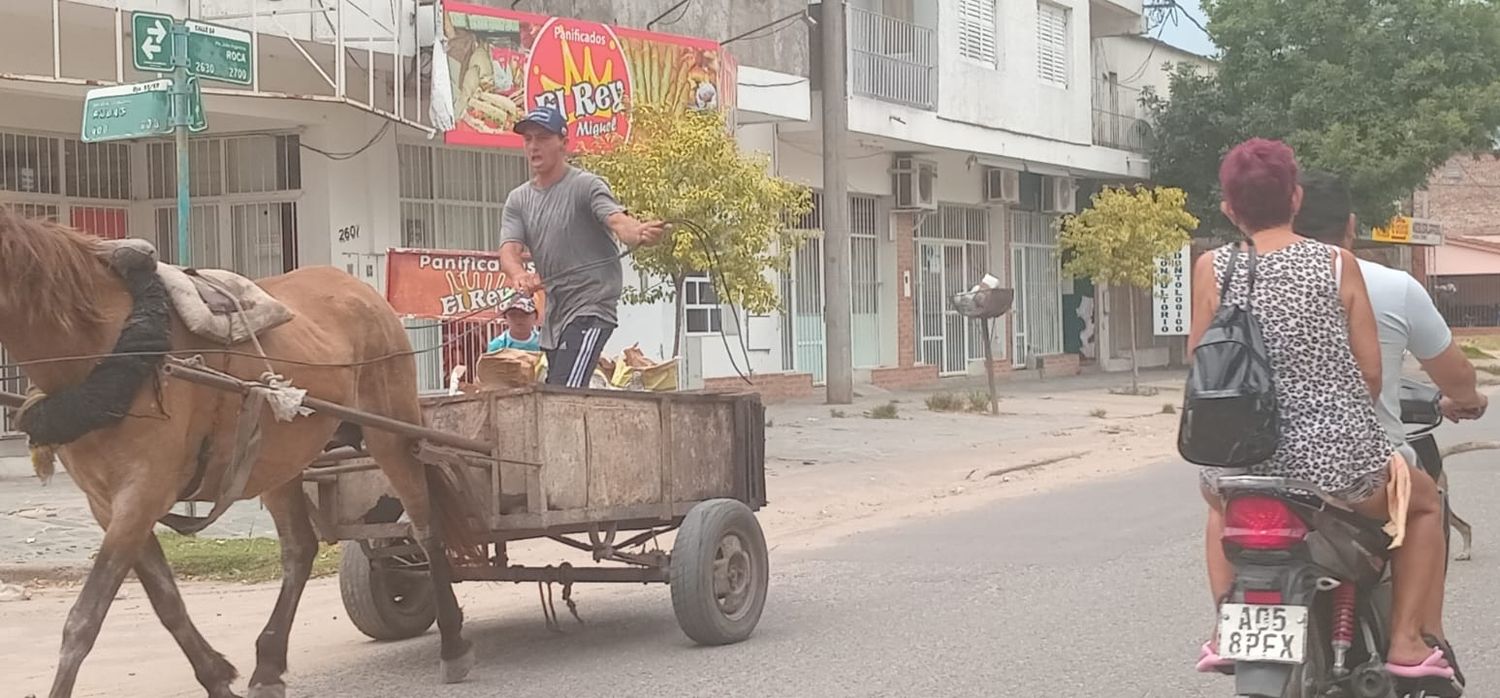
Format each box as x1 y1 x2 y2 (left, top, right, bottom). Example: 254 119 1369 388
161 363 496 456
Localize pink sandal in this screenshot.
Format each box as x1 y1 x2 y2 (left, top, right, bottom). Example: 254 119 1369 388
1385 646 1456 681
1196 641 1234 674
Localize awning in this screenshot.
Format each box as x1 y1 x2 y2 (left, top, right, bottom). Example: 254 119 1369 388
1432 237 1500 277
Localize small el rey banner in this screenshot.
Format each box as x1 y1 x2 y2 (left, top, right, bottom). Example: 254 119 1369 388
431 1 738 151
386 248 545 321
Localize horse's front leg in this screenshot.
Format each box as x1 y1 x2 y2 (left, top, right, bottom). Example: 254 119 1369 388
134 536 242 697
49 497 157 698
246 481 319 698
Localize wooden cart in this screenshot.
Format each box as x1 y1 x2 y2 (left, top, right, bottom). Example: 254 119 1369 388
298 385 769 646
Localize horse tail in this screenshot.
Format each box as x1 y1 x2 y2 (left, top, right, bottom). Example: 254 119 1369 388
426 462 489 564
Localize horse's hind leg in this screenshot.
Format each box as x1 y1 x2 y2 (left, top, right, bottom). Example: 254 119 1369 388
246 481 319 698
49 498 158 698
134 536 242 698
364 430 474 684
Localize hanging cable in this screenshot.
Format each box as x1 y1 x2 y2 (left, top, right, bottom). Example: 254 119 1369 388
647 0 693 30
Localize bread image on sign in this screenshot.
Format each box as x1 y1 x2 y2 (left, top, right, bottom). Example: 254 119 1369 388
462 91 522 134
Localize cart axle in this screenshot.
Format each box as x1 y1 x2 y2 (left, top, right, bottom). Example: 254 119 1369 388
454 564 669 584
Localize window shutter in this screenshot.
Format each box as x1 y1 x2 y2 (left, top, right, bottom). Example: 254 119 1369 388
1036 3 1069 87
958 0 997 67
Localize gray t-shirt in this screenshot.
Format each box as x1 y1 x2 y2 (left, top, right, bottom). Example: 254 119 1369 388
500 166 626 351
1357 258 1453 446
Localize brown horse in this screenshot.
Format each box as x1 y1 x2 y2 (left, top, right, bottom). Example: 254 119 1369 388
0 209 482 698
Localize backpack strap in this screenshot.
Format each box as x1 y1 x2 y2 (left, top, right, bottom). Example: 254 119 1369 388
1218 239 1260 309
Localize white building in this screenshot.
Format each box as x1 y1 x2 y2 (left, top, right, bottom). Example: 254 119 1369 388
0 0 1201 426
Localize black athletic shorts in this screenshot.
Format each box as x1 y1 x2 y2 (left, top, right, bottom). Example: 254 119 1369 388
545 316 615 388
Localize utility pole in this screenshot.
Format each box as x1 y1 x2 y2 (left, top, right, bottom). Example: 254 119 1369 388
820 0 854 404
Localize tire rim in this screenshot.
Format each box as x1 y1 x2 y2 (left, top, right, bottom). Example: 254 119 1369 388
374 563 431 619
712 532 754 620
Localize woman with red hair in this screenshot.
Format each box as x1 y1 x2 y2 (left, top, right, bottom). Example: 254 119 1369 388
1191 139 1458 687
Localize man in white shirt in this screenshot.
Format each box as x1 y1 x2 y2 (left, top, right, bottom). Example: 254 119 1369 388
1288 171 1487 669
1293 170 1488 448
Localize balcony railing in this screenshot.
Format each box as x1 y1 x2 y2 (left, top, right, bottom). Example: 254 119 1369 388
1092 79 1152 152
849 7 937 110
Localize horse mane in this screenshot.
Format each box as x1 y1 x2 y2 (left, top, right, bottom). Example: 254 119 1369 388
0 206 107 333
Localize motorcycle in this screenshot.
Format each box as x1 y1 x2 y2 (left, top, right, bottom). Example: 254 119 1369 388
1212 379 1461 698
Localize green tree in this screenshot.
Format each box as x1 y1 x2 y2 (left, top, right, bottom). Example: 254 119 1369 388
1059 186 1199 394
579 103 812 356
1145 0 1500 234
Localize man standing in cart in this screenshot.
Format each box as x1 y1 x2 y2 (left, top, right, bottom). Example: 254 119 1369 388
498 105 667 388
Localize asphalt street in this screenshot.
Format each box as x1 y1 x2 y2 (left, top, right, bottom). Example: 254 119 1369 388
277 413 1500 698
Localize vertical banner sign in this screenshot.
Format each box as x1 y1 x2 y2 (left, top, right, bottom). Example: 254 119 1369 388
1153 245 1192 336
434 1 737 151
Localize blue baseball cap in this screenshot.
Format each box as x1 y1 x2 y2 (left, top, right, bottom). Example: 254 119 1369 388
515 105 567 137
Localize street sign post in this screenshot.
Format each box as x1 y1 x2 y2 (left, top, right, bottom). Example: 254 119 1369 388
132 11 173 72
171 24 192 266
81 80 174 142
116 11 247 265
184 20 253 86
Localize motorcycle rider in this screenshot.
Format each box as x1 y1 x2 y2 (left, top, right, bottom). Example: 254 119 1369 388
1291 171 1487 684
1293 170 1489 443
1193 141 1458 687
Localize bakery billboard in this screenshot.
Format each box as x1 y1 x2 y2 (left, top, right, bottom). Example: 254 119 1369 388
386 248 545 320
431 2 738 151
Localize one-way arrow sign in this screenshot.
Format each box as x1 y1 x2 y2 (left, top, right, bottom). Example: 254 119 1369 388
132 11 174 72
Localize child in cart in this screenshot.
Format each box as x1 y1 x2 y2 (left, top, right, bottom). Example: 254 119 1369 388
487 295 541 354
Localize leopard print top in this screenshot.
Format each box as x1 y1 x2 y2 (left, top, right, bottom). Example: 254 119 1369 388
1208 239 1393 500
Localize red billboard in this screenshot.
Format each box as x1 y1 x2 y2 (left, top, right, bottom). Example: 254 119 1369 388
438 2 737 151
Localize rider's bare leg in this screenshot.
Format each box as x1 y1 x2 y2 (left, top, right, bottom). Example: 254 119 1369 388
1350 468 1447 666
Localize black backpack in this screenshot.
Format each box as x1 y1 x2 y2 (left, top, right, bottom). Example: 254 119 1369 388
1178 243 1279 468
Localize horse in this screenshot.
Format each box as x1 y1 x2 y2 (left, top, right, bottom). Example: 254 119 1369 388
0 208 483 698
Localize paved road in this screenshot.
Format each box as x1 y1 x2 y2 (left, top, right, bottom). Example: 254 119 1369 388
275 414 1500 697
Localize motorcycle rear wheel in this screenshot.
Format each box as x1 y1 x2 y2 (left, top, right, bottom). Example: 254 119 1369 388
1284 612 1329 698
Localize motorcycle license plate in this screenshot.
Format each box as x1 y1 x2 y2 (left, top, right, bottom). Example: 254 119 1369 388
1218 603 1308 664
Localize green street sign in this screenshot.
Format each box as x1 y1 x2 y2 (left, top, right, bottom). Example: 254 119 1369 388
185 20 253 86
132 11 173 72
81 80 174 143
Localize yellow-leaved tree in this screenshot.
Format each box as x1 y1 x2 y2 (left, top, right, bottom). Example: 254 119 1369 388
578 103 813 356
1059 185 1199 394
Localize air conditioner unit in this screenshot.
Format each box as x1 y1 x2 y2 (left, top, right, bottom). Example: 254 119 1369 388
1044 176 1076 213
984 167 1021 204
891 155 938 211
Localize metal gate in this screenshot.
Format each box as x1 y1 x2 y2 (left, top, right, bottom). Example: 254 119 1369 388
783 236 827 384
1011 210 1063 367
781 194 883 385
913 206 992 375
1 344 26 438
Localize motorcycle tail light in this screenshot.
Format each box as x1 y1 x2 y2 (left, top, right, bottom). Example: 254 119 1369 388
1224 496 1308 550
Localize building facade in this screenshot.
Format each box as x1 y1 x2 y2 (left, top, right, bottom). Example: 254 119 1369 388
0 0 1199 428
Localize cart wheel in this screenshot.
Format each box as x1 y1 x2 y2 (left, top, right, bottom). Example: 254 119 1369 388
670 499 769 646
339 540 437 641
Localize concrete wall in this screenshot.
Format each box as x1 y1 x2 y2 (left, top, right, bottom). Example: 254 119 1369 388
520 0 811 76
937 0 1094 147
1091 35 1213 97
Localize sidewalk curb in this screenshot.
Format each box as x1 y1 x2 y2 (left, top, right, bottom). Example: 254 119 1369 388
0 562 92 585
